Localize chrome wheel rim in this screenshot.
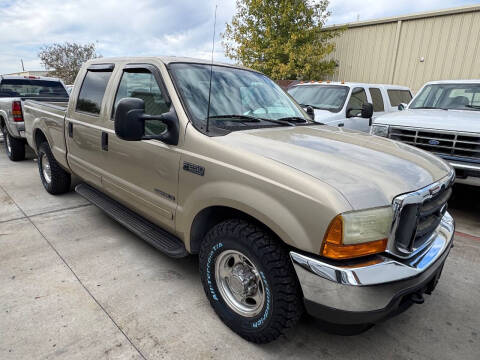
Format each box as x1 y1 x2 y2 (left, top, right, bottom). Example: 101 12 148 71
215 250 265 317
40 153 52 184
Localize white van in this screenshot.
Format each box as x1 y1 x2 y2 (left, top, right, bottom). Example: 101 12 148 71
288 82 412 132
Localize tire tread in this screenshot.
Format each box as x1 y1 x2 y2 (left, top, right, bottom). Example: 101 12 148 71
199 219 303 344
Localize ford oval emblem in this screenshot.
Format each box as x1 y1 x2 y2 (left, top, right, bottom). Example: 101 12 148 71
428 139 440 145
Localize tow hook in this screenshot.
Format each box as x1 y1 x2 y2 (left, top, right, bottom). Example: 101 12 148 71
410 292 425 304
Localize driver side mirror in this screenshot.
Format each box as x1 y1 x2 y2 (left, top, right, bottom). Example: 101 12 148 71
361 102 374 119
398 103 407 111
346 102 374 119
114 97 179 145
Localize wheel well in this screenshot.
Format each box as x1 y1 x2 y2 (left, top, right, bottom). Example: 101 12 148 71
189 206 282 254
0 116 5 128
34 129 48 150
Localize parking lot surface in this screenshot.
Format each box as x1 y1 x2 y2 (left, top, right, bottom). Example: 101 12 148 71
0 145 479 360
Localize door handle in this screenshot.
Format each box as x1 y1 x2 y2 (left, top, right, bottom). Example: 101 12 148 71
68 122 73 137
101 132 108 151
338 123 344 127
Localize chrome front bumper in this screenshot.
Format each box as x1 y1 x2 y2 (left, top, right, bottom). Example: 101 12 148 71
448 160 480 186
290 212 454 323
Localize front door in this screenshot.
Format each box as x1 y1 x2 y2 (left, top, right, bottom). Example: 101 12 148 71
100 64 180 232
344 87 371 132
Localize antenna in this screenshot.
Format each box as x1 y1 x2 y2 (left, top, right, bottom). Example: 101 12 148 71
205 4 218 133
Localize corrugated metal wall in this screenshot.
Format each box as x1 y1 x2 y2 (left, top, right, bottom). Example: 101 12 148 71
327 6 480 92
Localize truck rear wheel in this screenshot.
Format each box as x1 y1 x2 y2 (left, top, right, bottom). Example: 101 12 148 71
2 125 25 161
199 219 303 343
38 142 71 194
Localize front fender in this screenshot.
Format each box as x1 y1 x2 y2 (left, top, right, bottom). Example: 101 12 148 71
177 180 341 255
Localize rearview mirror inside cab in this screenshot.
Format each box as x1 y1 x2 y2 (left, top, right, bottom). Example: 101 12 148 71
114 97 179 145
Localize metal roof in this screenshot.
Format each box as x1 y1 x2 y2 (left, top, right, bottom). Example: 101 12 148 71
325 4 480 30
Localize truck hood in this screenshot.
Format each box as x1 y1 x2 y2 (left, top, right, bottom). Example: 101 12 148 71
219 125 451 209
375 109 480 133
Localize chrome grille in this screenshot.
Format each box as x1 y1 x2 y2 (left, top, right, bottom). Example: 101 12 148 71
387 171 455 259
388 127 480 159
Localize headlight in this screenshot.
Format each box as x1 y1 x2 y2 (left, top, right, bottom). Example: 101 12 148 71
370 124 389 137
321 206 393 259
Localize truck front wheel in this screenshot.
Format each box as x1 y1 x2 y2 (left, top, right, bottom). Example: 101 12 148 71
38 142 71 194
2 125 25 161
199 219 303 343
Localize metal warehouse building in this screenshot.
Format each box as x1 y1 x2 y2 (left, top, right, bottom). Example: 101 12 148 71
326 5 480 93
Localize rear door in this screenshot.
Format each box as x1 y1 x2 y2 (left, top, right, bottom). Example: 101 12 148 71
65 64 115 187
99 64 180 232
368 87 386 119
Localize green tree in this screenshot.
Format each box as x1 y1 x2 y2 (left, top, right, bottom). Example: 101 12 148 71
223 0 340 80
38 42 101 84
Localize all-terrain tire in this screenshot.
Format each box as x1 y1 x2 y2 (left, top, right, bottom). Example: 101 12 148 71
2 125 25 161
199 219 303 343
38 142 71 194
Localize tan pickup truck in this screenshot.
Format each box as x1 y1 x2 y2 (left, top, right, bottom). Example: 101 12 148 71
23 57 455 343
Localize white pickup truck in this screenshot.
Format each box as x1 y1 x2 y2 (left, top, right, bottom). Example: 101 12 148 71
288 82 412 132
371 80 480 186
0 75 69 161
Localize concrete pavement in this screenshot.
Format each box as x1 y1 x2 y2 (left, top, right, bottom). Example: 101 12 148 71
0 145 479 359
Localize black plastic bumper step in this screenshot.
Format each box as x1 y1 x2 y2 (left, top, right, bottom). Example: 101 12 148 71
75 183 188 258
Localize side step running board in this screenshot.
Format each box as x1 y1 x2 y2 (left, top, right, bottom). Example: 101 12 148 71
75 183 188 258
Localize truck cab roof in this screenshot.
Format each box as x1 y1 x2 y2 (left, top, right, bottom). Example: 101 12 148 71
85 56 256 72
423 79 480 85
0 75 63 82
290 81 410 91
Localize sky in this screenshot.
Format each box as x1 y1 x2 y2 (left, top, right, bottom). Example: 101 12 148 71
0 0 478 74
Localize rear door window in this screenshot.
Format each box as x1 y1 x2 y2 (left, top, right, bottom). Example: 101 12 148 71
76 70 113 115
369 88 384 112
387 89 412 107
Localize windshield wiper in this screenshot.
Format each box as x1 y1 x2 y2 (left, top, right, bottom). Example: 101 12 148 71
208 114 261 122
465 104 480 110
208 114 293 127
412 106 448 110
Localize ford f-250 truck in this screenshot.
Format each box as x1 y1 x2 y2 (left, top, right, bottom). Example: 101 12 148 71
24 57 455 343
0 75 69 161
371 80 480 187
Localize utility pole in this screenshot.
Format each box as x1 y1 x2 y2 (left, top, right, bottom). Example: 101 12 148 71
21 59 25 71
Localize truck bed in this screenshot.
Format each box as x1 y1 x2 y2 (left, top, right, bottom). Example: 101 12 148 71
23 99 69 168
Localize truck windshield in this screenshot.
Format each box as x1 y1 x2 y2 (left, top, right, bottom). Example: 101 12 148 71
410 83 480 111
287 85 349 113
0 79 68 98
169 63 310 133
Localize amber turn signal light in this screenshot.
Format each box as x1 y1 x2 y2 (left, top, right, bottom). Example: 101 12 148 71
321 215 388 260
